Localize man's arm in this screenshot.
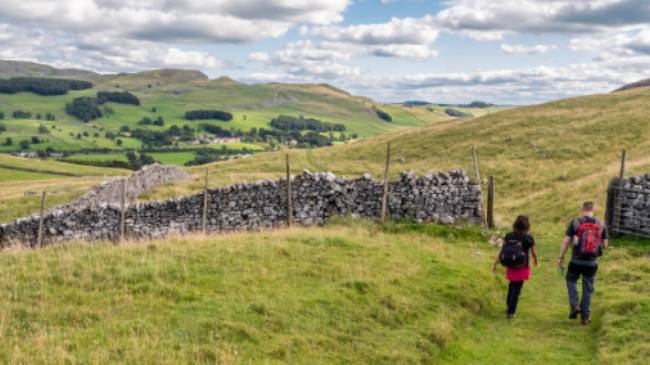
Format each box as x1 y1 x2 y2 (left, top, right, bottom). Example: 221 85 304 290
558 235 571 270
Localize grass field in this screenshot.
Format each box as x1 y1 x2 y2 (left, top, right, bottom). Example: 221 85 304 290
0 85 648 363
0 220 645 364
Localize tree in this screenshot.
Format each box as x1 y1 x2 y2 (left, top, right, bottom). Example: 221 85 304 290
12 110 31 119
0 77 92 96
31 136 41 144
116 138 123 146
0 111 4 119
374 108 392 122
185 110 233 121
120 125 130 133
0 123 6 133
65 97 102 122
38 125 49 134
45 113 56 121
19 140 30 149
151 107 157 113
35 113 42 120
4 137 12 146
96 91 140 106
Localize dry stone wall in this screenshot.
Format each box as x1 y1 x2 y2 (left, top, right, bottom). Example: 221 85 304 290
0 169 483 248
55 164 189 211
607 174 650 235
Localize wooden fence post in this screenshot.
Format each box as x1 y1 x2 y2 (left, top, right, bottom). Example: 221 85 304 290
202 168 209 233
286 154 293 227
380 143 391 223
471 146 481 187
472 146 487 227
611 149 627 236
36 191 46 247
487 176 495 229
120 178 126 242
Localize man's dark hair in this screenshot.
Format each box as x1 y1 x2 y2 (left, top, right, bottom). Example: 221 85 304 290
582 201 594 211
513 215 530 234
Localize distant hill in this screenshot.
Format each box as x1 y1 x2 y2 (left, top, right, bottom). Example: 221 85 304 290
0 60 101 80
0 59 457 158
613 78 650 92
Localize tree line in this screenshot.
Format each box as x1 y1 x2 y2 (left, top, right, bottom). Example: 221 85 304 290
185 110 233 121
0 77 92 96
374 108 392 122
97 91 140 106
270 115 346 132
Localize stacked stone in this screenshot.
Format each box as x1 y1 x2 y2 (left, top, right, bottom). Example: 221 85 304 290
617 174 650 233
0 169 483 248
55 164 190 211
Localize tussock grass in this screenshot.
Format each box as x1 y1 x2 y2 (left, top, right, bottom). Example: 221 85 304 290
0 221 502 364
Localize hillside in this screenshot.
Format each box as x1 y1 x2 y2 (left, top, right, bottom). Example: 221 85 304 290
0 60 101 80
613 78 650 92
0 84 648 363
0 60 477 167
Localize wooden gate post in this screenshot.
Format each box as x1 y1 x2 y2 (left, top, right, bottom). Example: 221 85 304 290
202 168 209 233
36 191 46 247
120 178 127 242
286 154 294 227
487 176 495 229
380 143 391 223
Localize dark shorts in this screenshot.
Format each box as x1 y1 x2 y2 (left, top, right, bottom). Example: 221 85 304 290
566 261 598 281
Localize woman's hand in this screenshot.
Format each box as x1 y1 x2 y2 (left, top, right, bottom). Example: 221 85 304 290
492 263 498 273
534 259 539 267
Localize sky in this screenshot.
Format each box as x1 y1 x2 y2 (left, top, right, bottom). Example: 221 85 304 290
1 0 650 104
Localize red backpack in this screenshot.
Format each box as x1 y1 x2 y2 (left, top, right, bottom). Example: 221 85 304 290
573 218 603 259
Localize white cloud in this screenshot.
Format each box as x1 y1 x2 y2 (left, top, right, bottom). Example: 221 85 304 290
435 0 650 37
247 41 361 80
500 43 558 54
302 16 439 60
0 1 351 73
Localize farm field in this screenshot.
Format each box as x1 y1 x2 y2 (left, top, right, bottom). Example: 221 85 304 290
0 71 468 157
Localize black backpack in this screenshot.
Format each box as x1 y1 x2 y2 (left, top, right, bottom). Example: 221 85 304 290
499 237 527 268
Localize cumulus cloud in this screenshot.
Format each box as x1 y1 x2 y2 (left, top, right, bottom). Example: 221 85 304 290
301 16 438 60
247 41 361 80
500 43 558 54
435 0 650 39
0 1 351 73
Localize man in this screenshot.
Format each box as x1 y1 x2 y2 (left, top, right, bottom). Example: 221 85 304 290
558 201 608 325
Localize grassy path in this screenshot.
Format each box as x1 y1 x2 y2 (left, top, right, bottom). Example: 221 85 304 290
440 228 597 364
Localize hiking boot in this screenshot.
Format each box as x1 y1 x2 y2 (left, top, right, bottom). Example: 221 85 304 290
507 313 515 320
569 305 580 319
581 317 591 326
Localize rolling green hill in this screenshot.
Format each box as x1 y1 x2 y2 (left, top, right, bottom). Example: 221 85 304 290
0 61 474 166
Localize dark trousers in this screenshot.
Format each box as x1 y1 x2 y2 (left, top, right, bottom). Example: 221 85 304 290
507 281 524 315
566 262 598 318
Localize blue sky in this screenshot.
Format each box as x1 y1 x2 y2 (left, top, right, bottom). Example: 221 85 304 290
0 1 649 104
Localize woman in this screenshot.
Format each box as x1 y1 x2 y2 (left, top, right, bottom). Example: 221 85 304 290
492 215 539 319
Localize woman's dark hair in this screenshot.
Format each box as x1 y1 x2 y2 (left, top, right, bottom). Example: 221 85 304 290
513 215 530 234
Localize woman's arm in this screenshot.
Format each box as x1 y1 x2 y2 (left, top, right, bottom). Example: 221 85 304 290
531 246 539 267
492 250 501 273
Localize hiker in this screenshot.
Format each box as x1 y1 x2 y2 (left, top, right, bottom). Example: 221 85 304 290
558 201 608 325
492 215 539 319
